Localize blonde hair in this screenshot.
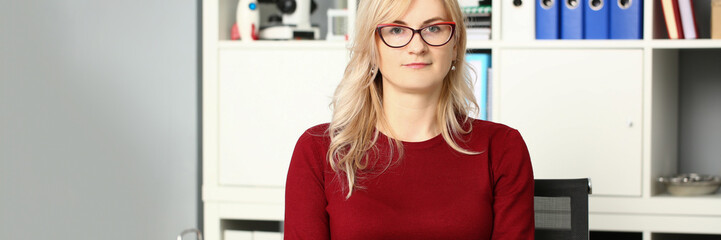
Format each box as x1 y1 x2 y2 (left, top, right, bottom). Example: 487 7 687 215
327 0 480 199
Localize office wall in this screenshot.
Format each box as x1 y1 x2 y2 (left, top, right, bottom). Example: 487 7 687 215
0 1 200 240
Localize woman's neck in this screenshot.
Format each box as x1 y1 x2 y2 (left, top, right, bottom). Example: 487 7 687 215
378 82 442 142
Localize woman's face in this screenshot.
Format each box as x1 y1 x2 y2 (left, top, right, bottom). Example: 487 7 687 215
375 0 457 95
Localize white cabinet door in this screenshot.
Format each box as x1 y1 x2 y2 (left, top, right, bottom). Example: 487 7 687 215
218 48 347 187
497 49 643 196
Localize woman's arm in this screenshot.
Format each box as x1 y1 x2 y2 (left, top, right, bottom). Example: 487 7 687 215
284 131 331 240
491 129 535 239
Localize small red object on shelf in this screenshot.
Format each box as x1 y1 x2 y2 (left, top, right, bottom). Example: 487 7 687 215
231 23 240 40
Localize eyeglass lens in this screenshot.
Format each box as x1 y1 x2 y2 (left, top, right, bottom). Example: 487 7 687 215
379 24 453 47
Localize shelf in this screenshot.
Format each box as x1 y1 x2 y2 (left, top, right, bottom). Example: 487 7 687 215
497 40 721 49
215 39 721 51
591 213 721 235
462 40 647 49
499 40 647 49
205 0 721 238
217 40 349 50
590 195 721 216
481 39 645 50
650 39 721 49
652 192 721 199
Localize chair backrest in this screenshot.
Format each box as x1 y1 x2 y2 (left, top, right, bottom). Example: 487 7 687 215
534 178 591 240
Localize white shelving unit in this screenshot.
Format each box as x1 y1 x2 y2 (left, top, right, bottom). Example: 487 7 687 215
203 0 721 239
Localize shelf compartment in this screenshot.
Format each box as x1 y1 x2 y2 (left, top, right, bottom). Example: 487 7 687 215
650 49 721 196
652 232 721 240
498 49 644 196
222 219 283 239
591 231 642 240
677 49 721 176
218 0 348 41
216 48 345 188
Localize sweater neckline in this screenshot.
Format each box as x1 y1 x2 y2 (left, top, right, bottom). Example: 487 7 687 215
376 130 445 149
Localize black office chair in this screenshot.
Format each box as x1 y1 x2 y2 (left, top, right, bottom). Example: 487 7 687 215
534 178 592 240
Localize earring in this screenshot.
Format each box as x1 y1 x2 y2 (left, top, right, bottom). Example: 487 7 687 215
451 65 456 71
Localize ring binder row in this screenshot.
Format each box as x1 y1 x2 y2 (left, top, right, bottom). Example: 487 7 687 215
503 0 644 39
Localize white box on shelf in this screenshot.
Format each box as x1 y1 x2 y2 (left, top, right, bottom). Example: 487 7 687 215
327 9 348 41
225 230 253 240
253 231 283 240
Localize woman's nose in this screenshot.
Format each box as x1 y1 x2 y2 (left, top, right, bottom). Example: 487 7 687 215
406 32 428 55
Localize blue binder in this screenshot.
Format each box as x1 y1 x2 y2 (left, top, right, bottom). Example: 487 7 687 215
561 0 584 39
537 0 560 39
610 0 643 39
584 0 609 39
466 53 490 120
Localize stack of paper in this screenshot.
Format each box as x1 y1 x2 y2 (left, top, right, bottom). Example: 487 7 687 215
463 5 492 40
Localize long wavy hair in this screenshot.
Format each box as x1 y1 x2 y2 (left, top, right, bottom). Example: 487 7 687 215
327 0 480 199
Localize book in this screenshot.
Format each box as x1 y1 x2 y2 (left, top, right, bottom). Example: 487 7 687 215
713 0 721 38
661 0 685 39
679 0 699 39
462 5 492 14
467 27 492 40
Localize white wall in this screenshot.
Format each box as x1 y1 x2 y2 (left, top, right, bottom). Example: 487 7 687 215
0 1 200 239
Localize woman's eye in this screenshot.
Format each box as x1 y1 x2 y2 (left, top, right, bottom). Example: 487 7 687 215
427 26 441 32
389 27 403 34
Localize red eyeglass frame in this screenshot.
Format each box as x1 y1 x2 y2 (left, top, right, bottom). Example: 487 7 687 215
376 22 457 48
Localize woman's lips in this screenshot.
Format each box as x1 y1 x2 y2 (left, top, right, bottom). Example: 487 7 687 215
403 63 431 69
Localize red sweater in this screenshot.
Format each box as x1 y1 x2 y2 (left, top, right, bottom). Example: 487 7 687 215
284 119 534 239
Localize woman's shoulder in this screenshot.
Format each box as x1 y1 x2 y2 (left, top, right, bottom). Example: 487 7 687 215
305 122 331 136
468 118 520 138
296 123 332 147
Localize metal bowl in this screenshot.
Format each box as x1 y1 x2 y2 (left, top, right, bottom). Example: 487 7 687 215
658 173 721 196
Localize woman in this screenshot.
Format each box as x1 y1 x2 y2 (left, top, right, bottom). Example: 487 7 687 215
284 0 534 239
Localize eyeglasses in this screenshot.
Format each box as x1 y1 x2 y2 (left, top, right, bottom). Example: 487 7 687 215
376 22 456 48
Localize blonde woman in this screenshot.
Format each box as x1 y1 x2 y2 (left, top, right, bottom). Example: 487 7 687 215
284 0 534 239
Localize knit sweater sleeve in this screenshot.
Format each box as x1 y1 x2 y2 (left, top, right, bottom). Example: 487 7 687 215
284 129 330 240
490 128 535 239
